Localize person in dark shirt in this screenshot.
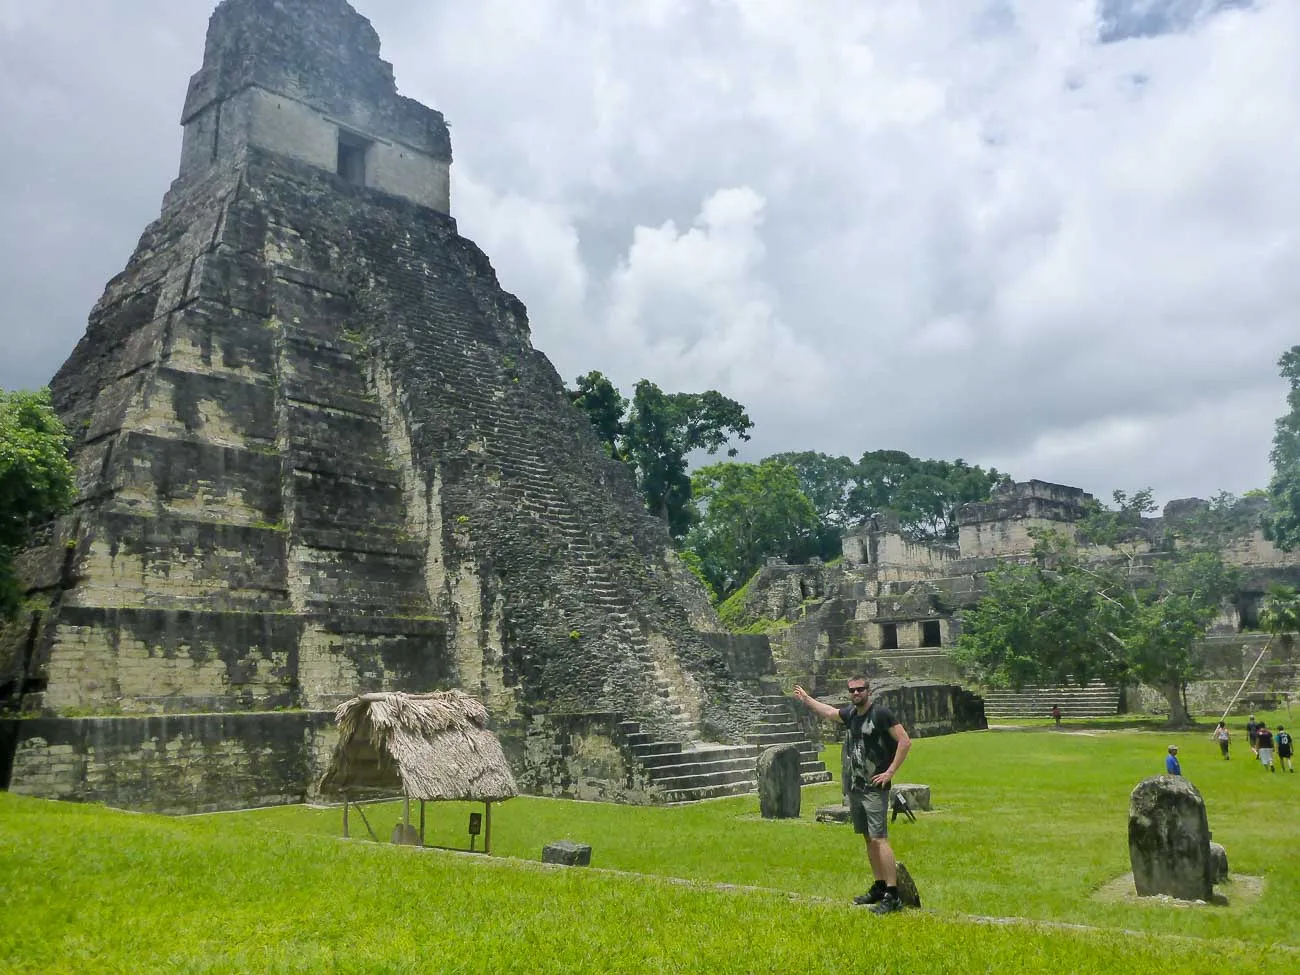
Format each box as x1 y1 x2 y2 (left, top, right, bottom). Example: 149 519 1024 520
1246 714 1260 759
795 677 912 915
1276 726 1294 773
1256 724 1276 772
1165 745 1182 776
1050 704 1062 727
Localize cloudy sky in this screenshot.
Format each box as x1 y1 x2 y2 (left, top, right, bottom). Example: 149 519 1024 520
1 0 1296 505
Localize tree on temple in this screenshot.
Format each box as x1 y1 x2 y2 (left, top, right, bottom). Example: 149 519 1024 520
684 460 819 597
568 374 753 539
0 388 74 620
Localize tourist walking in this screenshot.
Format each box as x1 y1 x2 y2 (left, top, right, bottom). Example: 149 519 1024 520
1165 745 1182 776
1276 726 1293 773
1246 714 1261 759
1256 724 1275 772
1212 721 1230 759
1051 704 1062 727
794 677 912 915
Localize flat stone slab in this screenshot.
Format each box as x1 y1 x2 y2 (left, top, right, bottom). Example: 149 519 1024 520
816 804 850 823
542 840 592 866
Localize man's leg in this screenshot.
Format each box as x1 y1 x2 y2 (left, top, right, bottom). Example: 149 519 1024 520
851 795 887 905
868 838 897 886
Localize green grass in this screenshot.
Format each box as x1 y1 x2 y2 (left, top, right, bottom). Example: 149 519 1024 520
2 724 1298 973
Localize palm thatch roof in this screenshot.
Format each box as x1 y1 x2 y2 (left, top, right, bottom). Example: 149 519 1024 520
319 691 518 802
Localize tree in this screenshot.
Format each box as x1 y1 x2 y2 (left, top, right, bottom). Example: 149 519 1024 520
952 521 1239 726
1263 345 1300 550
846 450 1007 540
568 371 626 458
1259 583 1300 648
0 388 75 619
568 373 753 539
684 460 818 597
762 450 856 560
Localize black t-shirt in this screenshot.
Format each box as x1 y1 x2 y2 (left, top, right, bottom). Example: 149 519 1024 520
1277 731 1293 755
838 702 900 791
1257 729 1275 750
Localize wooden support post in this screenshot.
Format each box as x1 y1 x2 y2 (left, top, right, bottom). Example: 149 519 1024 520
485 801 492 856
343 797 350 839
419 800 426 847
403 795 411 831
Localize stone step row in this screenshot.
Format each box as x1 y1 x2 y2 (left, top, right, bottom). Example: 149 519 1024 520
980 681 1121 718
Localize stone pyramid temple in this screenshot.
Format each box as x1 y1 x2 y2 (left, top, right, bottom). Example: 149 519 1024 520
0 0 834 811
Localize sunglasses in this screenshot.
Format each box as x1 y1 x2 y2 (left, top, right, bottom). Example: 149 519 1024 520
847 686 868 694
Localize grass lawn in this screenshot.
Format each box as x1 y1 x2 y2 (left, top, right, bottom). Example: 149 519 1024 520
2 719 1297 973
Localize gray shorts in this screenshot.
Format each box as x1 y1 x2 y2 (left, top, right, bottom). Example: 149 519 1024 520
848 787 889 838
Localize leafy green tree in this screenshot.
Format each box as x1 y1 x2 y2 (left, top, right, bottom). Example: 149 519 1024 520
685 460 818 597
1 388 75 619
953 526 1239 726
762 450 855 560
569 374 753 539
846 450 1006 540
1259 583 1300 648
1263 346 1300 550
568 371 626 458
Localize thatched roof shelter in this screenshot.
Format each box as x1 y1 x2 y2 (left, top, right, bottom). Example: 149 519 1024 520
320 690 518 802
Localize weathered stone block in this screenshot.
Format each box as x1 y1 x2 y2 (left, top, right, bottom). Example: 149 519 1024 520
542 840 592 866
757 743 802 819
1128 775 1213 901
816 803 850 823
893 783 931 811
1209 841 1229 884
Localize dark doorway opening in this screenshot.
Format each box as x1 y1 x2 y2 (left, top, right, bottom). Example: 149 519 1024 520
337 130 370 187
880 623 899 651
1237 594 1261 631
921 620 942 647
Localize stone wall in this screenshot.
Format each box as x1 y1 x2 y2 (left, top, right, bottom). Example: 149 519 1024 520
517 712 656 804
3 712 335 813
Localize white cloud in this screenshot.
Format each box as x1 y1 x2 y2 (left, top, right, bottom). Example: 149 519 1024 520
2 0 1298 505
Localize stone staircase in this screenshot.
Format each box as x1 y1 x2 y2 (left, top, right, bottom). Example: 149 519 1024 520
746 691 833 785
619 720 761 802
498 453 699 742
979 680 1120 719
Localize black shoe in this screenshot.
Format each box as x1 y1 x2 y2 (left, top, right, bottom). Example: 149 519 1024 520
853 882 887 906
869 892 903 915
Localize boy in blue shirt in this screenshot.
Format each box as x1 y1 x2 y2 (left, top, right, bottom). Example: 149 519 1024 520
1165 745 1182 776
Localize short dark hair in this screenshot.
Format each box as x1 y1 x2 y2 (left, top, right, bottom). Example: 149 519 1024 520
847 675 869 686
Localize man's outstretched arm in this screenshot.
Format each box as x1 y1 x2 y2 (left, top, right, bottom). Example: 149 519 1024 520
793 685 842 723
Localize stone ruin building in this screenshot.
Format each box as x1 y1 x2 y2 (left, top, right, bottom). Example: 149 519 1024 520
738 480 1300 722
0 0 862 813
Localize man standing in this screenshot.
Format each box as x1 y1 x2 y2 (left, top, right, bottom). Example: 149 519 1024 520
1165 745 1182 776
794 677 912 915
1246 714 1260 759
